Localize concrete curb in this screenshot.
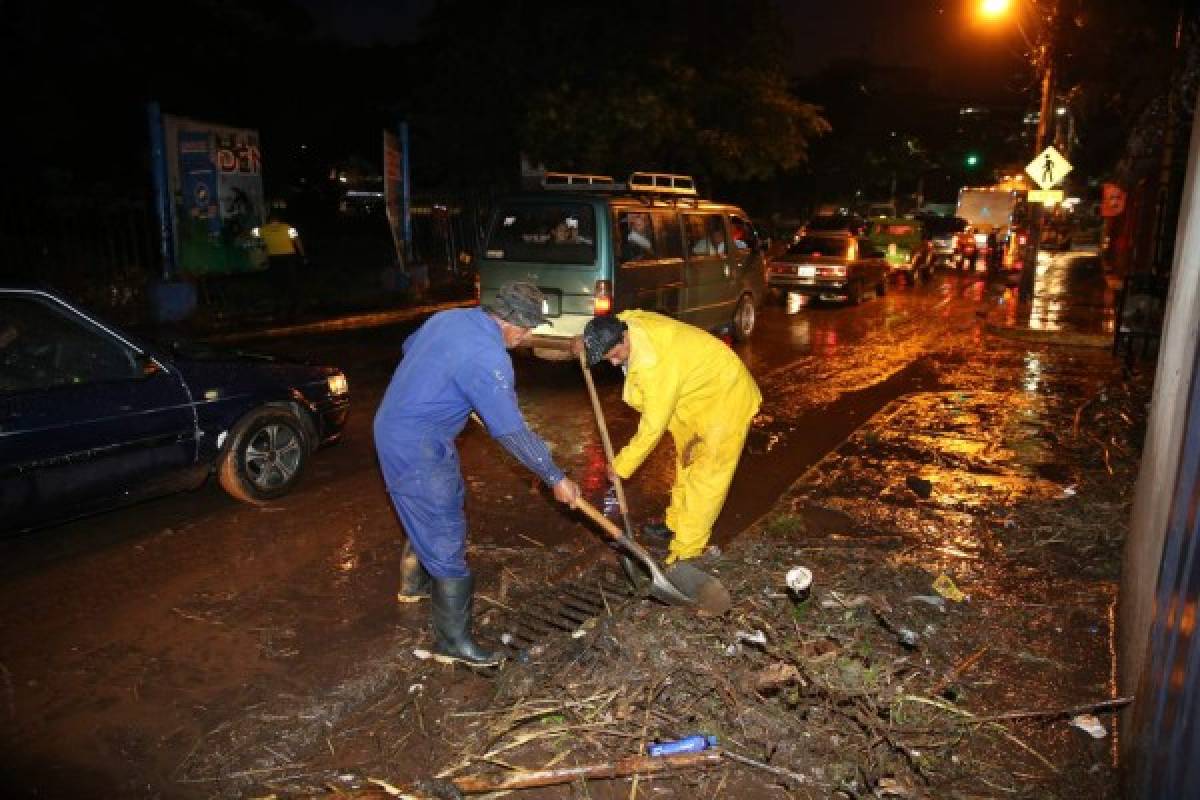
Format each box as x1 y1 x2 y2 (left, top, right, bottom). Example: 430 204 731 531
204 299 475 343
984 323 1111 349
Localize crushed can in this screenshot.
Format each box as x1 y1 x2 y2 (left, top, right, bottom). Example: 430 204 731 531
602 485 619 517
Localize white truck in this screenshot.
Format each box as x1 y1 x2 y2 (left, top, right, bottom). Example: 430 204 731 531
955 187 1027 270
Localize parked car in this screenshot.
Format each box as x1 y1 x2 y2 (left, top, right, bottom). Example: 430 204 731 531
767 232 890 305
479 171 766 355
867 217 933 285
0 288 350 533
800 212 868 238
920 215 969 267
864 202 897 219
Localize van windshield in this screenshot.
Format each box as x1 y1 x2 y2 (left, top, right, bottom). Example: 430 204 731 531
485 203 597 264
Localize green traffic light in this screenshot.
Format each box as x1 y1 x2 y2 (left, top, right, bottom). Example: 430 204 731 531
965 153 980 167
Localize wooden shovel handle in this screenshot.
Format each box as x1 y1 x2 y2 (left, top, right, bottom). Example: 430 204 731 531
574 497 626 542
577 349 631 517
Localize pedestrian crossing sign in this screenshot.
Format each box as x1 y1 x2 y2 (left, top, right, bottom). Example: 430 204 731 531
1026 146 1072 191
1027 189 1065 207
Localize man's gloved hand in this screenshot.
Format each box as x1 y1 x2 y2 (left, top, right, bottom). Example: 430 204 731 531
553 477 581 508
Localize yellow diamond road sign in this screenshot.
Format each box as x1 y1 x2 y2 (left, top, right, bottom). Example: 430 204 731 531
1026 146 1072 191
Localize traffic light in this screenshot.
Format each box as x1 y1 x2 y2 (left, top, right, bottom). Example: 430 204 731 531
965 152 981 168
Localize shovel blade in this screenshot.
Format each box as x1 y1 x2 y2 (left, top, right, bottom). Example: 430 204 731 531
616 536 694 606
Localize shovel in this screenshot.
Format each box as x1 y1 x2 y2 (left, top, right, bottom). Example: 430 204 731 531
574 497 693 606
576 349 692 606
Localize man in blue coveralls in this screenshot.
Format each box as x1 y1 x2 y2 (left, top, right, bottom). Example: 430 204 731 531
374 282 582 667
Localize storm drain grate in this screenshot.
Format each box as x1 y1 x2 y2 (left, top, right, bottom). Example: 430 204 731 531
492 566 635 650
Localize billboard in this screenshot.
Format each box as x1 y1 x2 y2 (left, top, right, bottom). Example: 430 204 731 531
383 129 405 265
163 114 267 275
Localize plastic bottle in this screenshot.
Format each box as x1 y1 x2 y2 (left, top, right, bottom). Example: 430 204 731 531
646 734 718 757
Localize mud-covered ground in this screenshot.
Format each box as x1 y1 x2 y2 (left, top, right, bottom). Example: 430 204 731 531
259 307 1142 799
0 254 1137 798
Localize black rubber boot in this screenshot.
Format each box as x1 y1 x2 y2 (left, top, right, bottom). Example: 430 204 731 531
397 540 431 603
431 576 500 667
643 521 673 541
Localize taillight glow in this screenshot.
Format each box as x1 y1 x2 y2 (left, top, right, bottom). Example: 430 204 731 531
593 279 612 315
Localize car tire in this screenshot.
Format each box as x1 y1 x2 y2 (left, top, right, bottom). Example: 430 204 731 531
876 275 888 296
731 293 756 342
218 407 310 504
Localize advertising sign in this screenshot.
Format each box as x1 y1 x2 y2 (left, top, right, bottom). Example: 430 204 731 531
1102 183 1127 217
383 129 405 265
163 114 267 275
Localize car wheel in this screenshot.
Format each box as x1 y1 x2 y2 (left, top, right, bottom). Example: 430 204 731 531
218 407 310 504
731 293 756 342
876 275 888 296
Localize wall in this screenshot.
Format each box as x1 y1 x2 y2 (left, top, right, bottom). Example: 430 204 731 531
1120 101 1200 775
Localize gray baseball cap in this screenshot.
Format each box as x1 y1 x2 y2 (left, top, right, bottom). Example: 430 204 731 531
487 282 551 328
582 316 628 365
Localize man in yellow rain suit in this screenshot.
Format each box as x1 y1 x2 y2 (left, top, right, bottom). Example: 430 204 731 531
581 311 761 564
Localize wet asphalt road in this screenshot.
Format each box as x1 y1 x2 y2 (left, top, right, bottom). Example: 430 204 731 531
0 271 990 796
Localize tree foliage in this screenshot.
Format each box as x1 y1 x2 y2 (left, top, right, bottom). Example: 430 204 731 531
410 0 828 187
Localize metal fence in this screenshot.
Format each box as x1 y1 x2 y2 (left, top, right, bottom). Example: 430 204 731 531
0 193 159 319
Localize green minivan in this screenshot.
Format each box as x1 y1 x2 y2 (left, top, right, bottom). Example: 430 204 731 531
867 217 933 285
478 172 766 358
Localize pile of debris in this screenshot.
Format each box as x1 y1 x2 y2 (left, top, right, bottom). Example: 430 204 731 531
280 363 1145 800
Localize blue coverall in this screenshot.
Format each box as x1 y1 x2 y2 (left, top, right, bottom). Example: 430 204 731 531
373 308 559 578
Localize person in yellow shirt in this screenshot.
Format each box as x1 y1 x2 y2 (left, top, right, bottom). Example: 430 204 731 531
581 311 761 565
256 206 307 319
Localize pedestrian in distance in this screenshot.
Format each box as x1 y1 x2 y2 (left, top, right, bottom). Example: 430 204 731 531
579 311 761 571
258 202 307 320
374 282 582 667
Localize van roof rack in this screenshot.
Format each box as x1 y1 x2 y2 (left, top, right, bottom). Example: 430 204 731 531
628 172 697 197
542 172 621 190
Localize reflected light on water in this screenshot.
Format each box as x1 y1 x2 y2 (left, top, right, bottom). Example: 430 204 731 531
1023 354 1042 392
789 318 811 348
1029 257 1064 331
336 531 358 574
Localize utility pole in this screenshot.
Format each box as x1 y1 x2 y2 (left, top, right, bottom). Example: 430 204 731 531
1019 3 1057 303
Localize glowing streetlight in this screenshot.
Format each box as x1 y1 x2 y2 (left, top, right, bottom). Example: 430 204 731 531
979 0 1013 19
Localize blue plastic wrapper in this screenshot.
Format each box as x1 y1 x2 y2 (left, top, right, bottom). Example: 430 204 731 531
646 734 718 757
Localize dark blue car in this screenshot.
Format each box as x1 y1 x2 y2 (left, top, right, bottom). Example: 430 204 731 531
0 288 350 533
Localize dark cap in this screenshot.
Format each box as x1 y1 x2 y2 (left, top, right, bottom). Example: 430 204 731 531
487 282 551 328
582 316 628 365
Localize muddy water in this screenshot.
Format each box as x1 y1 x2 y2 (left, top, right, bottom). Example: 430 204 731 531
0 263 1097 796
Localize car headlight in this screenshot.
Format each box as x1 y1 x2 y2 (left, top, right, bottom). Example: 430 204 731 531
327 373 349 396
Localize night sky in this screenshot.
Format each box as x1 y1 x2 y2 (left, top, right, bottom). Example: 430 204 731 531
294 0 1029 100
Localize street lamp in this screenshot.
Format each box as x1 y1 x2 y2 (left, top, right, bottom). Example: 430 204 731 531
977 0 1059 300
979 0 1013 19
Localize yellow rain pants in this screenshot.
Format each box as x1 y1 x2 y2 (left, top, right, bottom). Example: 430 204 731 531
610 311 761 562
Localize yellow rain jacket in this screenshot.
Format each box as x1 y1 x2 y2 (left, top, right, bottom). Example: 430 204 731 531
610 311 761 561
